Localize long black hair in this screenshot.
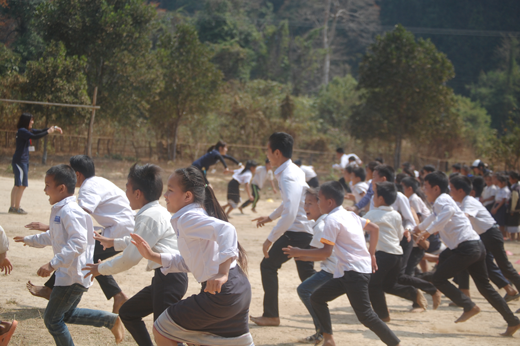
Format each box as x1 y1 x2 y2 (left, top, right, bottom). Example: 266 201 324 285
175 166 248 274
17 113 34 129
207 140 227 153
240 160 258 175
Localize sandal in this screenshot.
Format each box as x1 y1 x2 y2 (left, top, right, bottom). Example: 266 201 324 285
0 320 18 346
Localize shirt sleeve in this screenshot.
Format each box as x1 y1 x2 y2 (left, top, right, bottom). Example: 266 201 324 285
77 187 102 214
19 128 50 141
160 252 190 275
462 200 479 218
215 152 228 168
49 211 89 269
223 154 240 165
396 196 416 231
355 184 374 209
419 199 454 235
267 177 303 242
24 231 52 248
320 218 338 246
113 236 132 252
267 170 274 181
0 226 9 254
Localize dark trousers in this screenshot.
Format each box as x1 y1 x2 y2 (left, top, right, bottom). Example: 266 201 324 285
369 251 417 319
433 240 520 326
240 184 260 210
480 226 520 291
45 240 122 300
311 271 400 346
119 269 188 346
261 231 314 317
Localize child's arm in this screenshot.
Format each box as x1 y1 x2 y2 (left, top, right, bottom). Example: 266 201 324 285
205 257 233 294
130 233 190 274
491 198 506 214
283 244 333 261
25 222 50 232
14 232 52 248
364 221 379 273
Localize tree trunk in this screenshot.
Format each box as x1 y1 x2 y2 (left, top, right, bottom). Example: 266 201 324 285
172 118 181 161
86 87 98 157
322 0 331 86
394 133 402 169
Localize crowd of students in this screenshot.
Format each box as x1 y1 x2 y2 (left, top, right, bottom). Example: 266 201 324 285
2 121 520 345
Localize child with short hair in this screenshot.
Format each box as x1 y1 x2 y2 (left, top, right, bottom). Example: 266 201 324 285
414 171 520 335
481 174 497 212
223 160 257 217
295 188 335 343
506 171 520 241
338 165 353 194
491 173 511 239
14 164 124 345
294 159 320 188
345 166 368 204
239 159 277 213
284 181 401 346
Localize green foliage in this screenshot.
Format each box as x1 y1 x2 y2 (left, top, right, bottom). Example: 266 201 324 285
490 120 520 169
351 25 456 167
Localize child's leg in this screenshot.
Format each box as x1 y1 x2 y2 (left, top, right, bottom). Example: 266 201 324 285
343 271 401 346
310 278 349 338
251 185 260 211
120 285 155 345
153 327 180 346
369 252 396 320
297 270 333 334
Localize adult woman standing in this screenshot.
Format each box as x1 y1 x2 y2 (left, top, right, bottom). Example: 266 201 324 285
9 113 62 214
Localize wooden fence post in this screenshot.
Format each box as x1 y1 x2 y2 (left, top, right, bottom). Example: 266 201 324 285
86 87 98 157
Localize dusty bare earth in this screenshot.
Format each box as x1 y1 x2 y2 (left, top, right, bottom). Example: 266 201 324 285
0 158 520 346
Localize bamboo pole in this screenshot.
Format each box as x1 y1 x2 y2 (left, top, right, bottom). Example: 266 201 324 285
0 98 100 109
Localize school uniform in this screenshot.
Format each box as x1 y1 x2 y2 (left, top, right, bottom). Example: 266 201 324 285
459 195 520 293
482 184 498 212
300 165 319 188
44 176 135 301
23 196 118 345
227 169 253 209
493 186 511 226
365 206 419 319
97 201 188 346
332 153 362 170
240 165 274 210
261 159 315 318
506 183 520 234
153 204 253 345
352 181 369 204
0 225 8 255
419 193 519 327
297 214 335 335
310 207 400 346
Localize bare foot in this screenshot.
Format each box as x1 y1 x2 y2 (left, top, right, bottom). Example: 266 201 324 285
238 207 244 214
431 290 442 310
381 316 391 322
251 209 257 213
322 340 335 346
250 316 280 326
415 290 428 310
111 316 125 344
501 323 520 337
112 292 129 314
410 307 426 313
455 305 480 323
26 281 52 300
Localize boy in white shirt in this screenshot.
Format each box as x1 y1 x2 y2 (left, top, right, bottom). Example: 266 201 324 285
14 165 124 345
239 159 277 213
295 188 335 344
251 132 314 327
26 155 133 313
414 171 520 336
345 166 368 204
294 159 320 188
83 163 189 346
284 181 400 346
364 182 427 322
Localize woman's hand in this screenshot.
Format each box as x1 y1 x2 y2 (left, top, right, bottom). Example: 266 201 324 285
48 126 63 135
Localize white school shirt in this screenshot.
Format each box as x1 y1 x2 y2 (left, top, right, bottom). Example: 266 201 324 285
352 181 369 204
320 206 372 277
364 206 404 255
0 226 8 254
24 196 95 288
300 165 317 181
408 193 431 221
496 186 511 202
268 160 313 243
370 191 416 231
333 153 362 170
309 214 337 274
481 185 498 207
458 195 496 235
232 169 253 185
78 176 135 239
98 201 180 275
251 166 274 189
160 203 239 283
418 193 480 250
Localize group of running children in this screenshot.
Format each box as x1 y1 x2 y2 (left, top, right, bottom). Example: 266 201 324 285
1 132 520 346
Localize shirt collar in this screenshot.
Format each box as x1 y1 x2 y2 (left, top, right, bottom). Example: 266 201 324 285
374 205 393 211
329 205 344 214
171 202 204 220
274 159 292 177
312 214 328 229
52 195 76 210
136 200 161 218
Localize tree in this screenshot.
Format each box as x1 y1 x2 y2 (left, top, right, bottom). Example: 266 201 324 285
0 42 23 129
350 24 455 168
149 23 222 161
20 42 90 164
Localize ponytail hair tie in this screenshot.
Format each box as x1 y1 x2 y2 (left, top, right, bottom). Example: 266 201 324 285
205 184 208 188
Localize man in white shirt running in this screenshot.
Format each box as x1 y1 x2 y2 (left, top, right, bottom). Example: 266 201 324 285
250 132 315 327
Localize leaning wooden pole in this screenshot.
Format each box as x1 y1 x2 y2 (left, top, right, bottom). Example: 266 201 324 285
86 87 98 157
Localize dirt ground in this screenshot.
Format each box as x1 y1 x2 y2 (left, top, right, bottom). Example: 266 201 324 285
0 158 520 346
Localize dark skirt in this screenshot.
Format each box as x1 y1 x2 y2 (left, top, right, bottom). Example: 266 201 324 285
227 178 241 204
493 203 507 226
167 266 251 337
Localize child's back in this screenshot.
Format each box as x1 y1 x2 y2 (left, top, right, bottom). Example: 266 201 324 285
364 207 403 255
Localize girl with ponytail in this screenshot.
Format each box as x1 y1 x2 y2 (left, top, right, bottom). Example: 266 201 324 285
130 166 253 346
222 160 258 217
191 140 241 184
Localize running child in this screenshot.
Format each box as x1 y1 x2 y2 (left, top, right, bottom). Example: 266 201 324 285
414 171 520 335
222 160 257 217
191 140 241 184
130 166 253 346
283 181 401 346
294 159 320 188
295 188 336 344
25 155 133 313
14 164 124 345
82 163 189 346
365 182 428 321
345 166 368 205
491 173 511 239
239 159 277 213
